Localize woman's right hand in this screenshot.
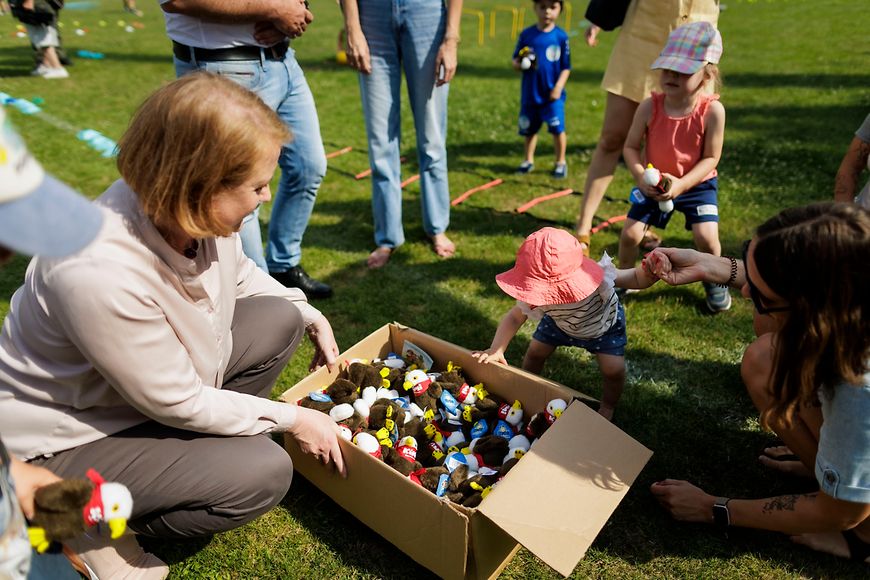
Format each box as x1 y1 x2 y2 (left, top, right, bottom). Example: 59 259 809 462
646 247 709 286
345 26 372 74
288 406 346 477
585 25 600 47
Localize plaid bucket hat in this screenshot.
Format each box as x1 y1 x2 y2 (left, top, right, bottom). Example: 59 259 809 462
651 21 723 75
495 227 603 306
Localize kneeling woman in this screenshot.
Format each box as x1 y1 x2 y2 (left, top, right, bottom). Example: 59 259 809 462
0 73 345 578
648 203 869 563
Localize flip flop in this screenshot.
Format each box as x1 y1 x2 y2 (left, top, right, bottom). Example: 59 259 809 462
576 233 591 257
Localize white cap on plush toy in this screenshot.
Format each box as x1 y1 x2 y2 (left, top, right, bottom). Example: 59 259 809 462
0 107 102 257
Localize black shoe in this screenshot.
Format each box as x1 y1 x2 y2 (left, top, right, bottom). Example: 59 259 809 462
271 266 332 299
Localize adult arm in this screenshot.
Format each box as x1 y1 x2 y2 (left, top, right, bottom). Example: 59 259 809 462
339 0 371 74
646 247 746 289
651 480 870 534
659 100 725 200
161 0 312 38
623 98 654 194
435 0 462 86
834 135 870 202
472 305 527 365
585 24 600 47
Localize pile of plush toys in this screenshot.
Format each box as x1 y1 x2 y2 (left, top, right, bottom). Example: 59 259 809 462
298 346 568 507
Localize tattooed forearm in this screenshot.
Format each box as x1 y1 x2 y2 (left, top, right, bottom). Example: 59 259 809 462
761 493 816 515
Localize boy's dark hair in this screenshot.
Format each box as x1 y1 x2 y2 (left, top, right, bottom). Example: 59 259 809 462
533 0 563 7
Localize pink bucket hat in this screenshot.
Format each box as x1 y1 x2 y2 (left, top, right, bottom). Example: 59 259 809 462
495 228 603 306
651 21 723 75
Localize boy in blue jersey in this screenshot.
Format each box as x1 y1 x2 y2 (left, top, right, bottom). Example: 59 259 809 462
512 0 571 178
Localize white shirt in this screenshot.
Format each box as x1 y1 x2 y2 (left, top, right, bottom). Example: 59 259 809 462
160 0 264 49
0 180 314 460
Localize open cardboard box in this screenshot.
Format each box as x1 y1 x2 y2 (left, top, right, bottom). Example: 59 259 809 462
279 323 652 579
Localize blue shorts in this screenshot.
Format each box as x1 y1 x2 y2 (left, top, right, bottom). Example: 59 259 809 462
532 303 627 357
518 99 565 136
627 177 719 231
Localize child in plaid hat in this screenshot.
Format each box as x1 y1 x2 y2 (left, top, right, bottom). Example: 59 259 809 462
618 21 730 313
472 228 659 420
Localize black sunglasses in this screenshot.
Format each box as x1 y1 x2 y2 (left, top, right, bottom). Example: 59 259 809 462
741 240 789 314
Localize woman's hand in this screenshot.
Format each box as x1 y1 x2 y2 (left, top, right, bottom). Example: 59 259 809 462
345 26 372 74
650 479 716 524
471 349 507 365
288 406 346 477
585 24 600 47
435 37 459 86
646 247 710 286
9 457 61 519
306 314 339 373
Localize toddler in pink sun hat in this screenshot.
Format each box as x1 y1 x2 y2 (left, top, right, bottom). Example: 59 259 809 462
472 227 659 420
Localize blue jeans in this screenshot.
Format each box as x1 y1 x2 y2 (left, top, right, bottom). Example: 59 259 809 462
358 0 451 249
174 48 326 273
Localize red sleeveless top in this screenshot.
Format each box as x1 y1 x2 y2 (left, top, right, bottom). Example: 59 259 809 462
645 92 719 181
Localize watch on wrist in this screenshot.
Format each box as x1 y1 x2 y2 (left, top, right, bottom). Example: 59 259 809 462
712 497 731 527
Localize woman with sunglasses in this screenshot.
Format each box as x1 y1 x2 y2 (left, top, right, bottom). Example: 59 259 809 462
644 202 869 563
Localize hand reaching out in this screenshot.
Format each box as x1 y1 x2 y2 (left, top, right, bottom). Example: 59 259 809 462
646 248 709 286
585 25 600 47
306 314 339 373
471 349 507 366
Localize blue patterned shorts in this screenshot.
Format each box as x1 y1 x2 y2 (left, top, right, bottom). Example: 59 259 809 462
532 303 627 356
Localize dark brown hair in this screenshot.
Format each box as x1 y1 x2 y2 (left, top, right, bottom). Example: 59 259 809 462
754 202 869 428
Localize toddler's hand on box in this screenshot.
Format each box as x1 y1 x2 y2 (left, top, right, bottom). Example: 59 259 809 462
472 350 507 365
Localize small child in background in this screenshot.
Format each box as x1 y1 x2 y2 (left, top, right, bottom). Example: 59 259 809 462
472 228 658 420
512 0 571 178
9 0 68 79
618 21 728 312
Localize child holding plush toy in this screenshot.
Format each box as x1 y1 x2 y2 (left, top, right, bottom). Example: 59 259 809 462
473 227 657 420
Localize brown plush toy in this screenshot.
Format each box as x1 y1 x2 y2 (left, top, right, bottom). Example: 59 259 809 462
346 361 389 390
466 435 510 469
402 369 442 420
28 469 133 553
298 391 336 414
382 436 423 477
325 378 359 405
368 399 406 446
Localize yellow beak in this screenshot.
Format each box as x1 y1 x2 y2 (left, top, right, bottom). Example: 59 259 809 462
108 518 128 539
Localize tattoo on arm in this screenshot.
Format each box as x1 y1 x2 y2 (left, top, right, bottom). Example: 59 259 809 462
761 493 816 515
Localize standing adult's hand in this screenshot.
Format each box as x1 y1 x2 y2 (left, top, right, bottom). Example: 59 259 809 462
345 26 372 73
585 24 600 47
9 457 61 519
435 37 459 86
288 406 346 477
273 0 313 39
306 313 340 373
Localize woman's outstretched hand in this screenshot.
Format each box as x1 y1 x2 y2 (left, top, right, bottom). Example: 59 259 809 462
306 314 339 373
289 406 347 477
650 479 716 524
646 247 709 286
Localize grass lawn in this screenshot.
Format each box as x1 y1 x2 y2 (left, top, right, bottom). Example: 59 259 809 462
1 0 868 578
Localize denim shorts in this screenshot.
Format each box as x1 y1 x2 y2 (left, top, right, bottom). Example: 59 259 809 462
518 98 566 136
628 177 719 230
532 303 627 356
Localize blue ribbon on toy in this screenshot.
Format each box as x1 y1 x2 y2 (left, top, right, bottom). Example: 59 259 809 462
439 390 459 413
308 392 332 403
493 420 514 440
470 419 488 439
435 474 449 497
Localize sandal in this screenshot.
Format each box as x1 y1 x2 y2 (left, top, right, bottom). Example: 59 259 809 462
641 229 662 251
576 233 590 257
367 246 392 269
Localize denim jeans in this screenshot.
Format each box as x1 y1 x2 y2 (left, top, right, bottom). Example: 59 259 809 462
174 48 326 273
358 0 451 249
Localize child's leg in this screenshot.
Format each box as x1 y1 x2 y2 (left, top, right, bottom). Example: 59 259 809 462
42 46 62 69
691 221 721 256
595 353 625 421
523 133 538 164
522 338 556 375
553 131 566 165
618 218 647 269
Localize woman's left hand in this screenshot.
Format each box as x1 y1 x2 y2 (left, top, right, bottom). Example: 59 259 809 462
650 479 716 523
306 314 339 373
10 458 61 519
435 37 459 86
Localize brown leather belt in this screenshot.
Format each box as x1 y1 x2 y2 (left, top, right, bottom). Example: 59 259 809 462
172 40 289 63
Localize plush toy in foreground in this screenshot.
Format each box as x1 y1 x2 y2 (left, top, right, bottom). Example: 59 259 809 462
28 469 133 553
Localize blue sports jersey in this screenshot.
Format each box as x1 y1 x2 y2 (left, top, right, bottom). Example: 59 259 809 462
513 25 571 106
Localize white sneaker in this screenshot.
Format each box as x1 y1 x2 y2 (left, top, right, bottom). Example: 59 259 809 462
40 67 69 79
30 64 49 76
66 533 168 580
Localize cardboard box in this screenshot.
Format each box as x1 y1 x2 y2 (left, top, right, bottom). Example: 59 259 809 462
280 323 652 579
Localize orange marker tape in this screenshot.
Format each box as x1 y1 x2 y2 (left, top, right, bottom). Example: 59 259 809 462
515 189 573 214
325 146 352 160
451 178 503 206
354 156 407 180
401 174 420 188
590 214 627 234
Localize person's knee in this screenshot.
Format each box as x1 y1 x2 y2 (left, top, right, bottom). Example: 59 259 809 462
742 334 774 409
233 437 294 512
598 125 629 154
620 223 646 245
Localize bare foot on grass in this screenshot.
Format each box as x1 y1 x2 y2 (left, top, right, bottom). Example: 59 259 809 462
430 233 455 258
758 446 814 478
791 529 870 563
367 246 392 269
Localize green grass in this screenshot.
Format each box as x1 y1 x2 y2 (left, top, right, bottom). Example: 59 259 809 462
1 0 868 577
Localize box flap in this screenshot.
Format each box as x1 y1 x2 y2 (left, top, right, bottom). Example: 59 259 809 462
477 402 652 577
